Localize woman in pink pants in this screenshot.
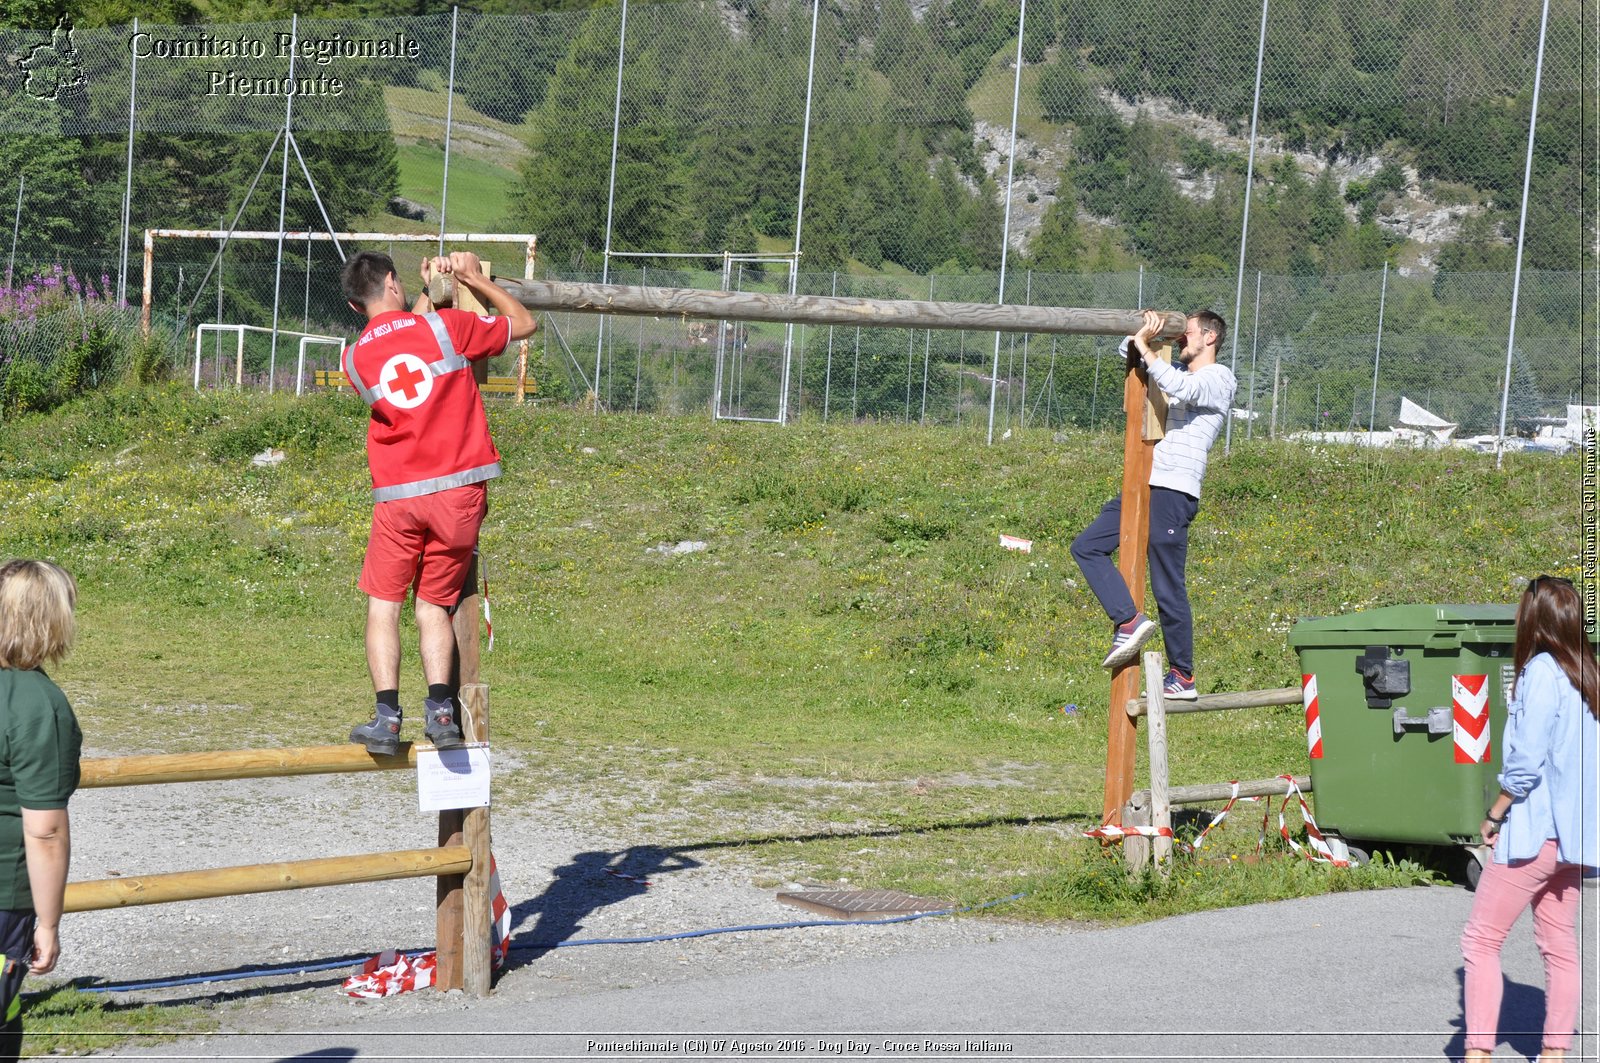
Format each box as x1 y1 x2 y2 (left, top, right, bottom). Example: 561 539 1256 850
1461 576 1598 1062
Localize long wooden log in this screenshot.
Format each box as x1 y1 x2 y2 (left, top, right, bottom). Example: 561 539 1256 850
64 846 472 913
79 744 418 788
1125 686 1303 718
432 275 1185 338
1130 774 1312 808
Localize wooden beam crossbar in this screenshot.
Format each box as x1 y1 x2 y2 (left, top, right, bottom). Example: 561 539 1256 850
437 276 1187 338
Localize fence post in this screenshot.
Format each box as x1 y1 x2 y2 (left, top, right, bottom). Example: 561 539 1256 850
1143 652 1172 874
1246 271 1261 439
460 682 492 997
437 551 485 991
1368 261 1388 439
439 6 460 254
118 18 138 306
1121 792 1150 870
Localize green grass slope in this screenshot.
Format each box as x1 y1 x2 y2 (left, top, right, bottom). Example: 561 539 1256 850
0 389 1579 922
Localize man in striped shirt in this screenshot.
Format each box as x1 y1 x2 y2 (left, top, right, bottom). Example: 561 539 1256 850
1071 309 1238 700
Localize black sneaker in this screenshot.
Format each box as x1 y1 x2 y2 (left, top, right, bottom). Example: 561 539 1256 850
423 697 466 750
350 710 402 756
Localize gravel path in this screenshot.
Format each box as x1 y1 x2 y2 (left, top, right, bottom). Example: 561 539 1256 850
58 750 1063 1032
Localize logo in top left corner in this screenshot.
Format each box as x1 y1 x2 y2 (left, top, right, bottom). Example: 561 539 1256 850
18 16 88 102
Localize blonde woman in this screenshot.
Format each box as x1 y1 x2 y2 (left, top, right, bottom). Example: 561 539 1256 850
0 561 81 1062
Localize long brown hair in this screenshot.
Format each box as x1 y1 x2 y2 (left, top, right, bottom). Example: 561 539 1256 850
1512 576 1600 720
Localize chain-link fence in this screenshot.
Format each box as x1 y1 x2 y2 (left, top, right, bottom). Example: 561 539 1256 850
0 0 1587 436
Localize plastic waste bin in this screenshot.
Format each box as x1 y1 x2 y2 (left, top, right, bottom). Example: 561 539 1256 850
1289 604 1517 880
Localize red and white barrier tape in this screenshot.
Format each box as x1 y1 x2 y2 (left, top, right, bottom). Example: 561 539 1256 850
1083 823 1174 841
1274 774 1350 867
1176 780 1268 855
1087 777 1348 868
342 856 511 998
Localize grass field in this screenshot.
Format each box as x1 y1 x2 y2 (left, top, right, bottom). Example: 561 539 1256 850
0 389 1581 929
394 142 519 234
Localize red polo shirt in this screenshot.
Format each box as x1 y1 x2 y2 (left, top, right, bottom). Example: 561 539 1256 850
342 308 510 501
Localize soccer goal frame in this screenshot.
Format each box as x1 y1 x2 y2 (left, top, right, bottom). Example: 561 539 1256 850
146 228 539 393
192 322 345 395
603 249 802 424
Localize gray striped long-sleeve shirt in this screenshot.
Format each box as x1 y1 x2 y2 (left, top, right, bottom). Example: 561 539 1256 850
1145 359 1238 499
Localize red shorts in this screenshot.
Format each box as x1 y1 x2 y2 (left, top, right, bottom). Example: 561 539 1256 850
359 483 488 607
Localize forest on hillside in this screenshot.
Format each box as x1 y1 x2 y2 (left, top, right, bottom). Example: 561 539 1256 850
0 0 1584 307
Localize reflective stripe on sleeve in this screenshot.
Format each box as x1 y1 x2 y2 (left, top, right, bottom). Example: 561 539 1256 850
344 345 381 405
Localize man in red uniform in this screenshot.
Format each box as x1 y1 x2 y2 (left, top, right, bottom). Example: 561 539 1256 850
339 250 536 755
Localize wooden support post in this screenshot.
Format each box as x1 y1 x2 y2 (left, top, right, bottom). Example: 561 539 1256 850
1102 336 1174 825
1103 358 1157 825
454 261 491 387
437 551 484 992
1143 651 1172 874
1121 792 1150 870
460 683 492 997
517 237 537 402
140 230 153 336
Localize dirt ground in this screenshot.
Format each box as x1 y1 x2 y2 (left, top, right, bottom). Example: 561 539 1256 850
56 751 1060 1031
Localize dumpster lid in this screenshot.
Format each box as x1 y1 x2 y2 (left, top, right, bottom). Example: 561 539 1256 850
1289 604 1516 647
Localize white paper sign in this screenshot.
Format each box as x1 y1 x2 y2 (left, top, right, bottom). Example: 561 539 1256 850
416 744 491 812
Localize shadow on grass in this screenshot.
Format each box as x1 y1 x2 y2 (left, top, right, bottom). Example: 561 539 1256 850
668 810 1087 853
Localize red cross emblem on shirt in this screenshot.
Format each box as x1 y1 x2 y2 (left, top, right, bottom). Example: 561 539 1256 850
379 353 433 409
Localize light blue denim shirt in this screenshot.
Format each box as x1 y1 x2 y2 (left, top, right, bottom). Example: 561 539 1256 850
1494 652 1599 867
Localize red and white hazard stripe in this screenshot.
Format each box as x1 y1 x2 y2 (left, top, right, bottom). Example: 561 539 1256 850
1275 775 1350 867
1084 822 1174 842
343 949 438 998
1452 674 1491 764
1176 780 1266 854
343 854 512 997
489 855 510 968
1087 777 1346 867
1303 674 1323 760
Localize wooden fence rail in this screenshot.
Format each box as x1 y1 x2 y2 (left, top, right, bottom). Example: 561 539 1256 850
79 744 419 788
1125 686 1302 718
65 683 494 996
66 847 471 913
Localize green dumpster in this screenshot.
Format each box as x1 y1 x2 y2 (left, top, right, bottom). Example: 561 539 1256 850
1289 605 1517 861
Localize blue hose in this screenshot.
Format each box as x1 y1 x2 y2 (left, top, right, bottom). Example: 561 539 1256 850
76 892 1026 995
